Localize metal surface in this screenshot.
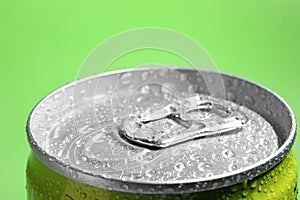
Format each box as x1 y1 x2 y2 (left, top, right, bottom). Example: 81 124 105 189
26 67 296 194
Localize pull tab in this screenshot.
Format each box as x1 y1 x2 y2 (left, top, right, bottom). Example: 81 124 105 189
119 95 248 149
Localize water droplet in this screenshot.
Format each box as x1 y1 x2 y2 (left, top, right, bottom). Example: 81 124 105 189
246 135 256 142
105 185 112 190
77 192 86 200
242 189 248 197
263 139 270 146
145 169 156 177
85 80 92 85
190 153 199 161
174 162 185 172
136 187 143 193
230 186 239 193
53 94 60 102
120 184 129 190
57 150 63 157
178 73 186 81
81 156 87 162
198 162 212 172
49 126 61 139
158 69 167 77
222 149 235 158
206 172 214 177
164 188 175 193
245 95 255 106
120 73 132 85
229 164 238 171
246 156 255 163
212 153 221 160
141 85 151 94
80 89 86 95
141 71 148 80
227 92 237 101
164 121 172 129
250 180 258 189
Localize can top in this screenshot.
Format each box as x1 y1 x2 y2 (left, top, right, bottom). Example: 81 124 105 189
27 67 296 194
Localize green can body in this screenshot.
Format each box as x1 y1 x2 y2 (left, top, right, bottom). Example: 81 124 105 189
26 151 298 200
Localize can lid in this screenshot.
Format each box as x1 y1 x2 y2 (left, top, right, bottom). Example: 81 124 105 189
27 67 296 194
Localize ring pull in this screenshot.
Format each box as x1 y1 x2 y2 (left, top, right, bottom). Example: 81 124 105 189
119 95 248 149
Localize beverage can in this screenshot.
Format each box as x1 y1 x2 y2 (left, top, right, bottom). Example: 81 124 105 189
26 67 298 199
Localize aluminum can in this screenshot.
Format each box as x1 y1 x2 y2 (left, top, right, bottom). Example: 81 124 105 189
26 67 298 200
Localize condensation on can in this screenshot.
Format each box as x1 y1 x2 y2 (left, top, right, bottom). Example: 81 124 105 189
26 67 297 200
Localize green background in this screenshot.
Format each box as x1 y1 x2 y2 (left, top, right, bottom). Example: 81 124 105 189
1 1 300 199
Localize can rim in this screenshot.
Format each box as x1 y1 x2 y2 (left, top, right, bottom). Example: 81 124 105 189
26 67 296 194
